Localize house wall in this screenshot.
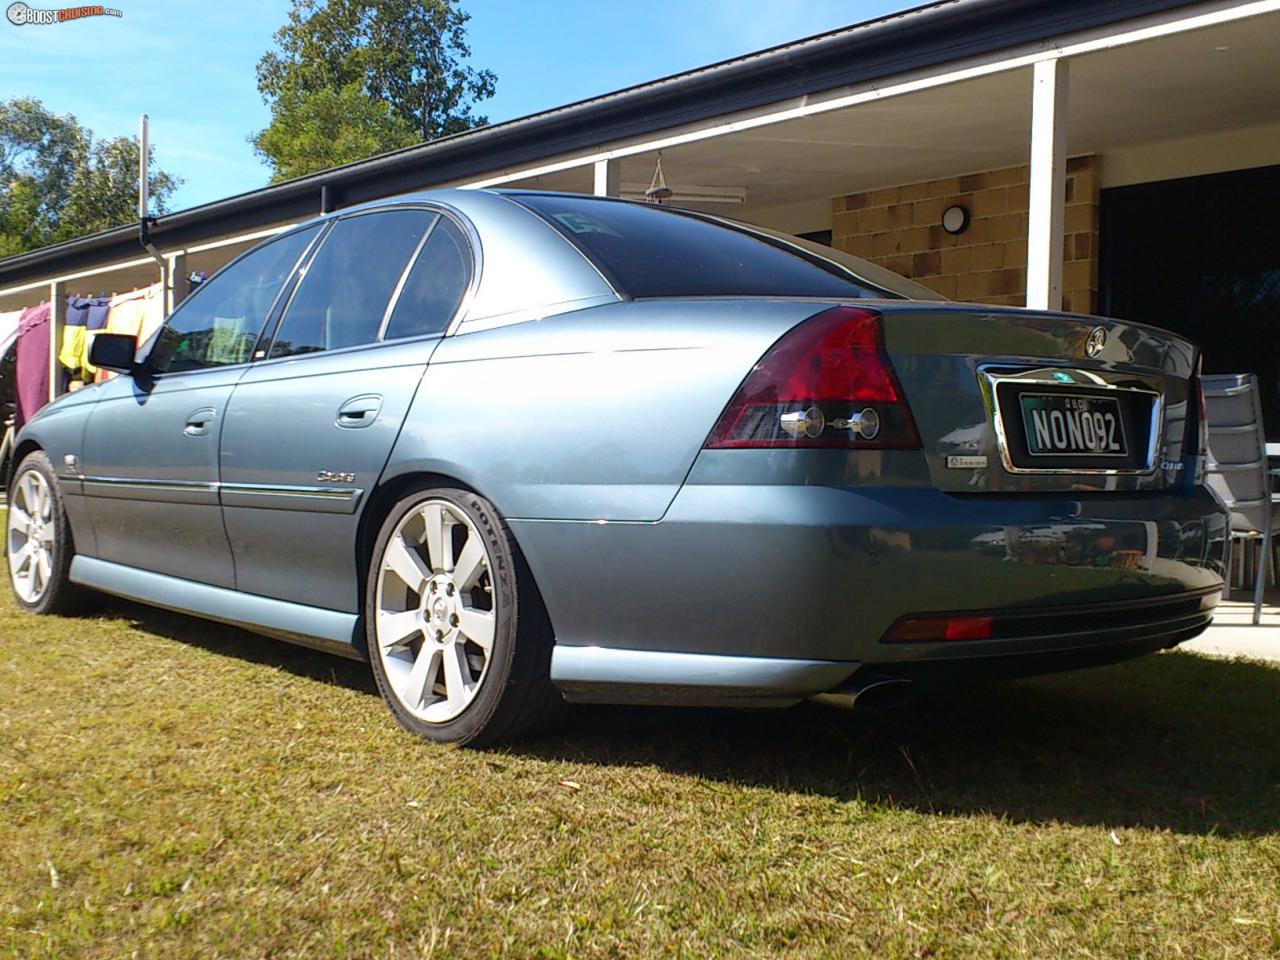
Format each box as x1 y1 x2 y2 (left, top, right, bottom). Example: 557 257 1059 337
831 156 1100 314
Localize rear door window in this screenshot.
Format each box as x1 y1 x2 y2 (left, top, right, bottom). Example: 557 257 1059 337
383 217 472 340
269 209 432 359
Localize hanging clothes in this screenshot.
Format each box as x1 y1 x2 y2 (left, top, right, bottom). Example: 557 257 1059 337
15 302 50 430
65 296 90 325
81 295 111 381
58 296 93 381
86 296 110 331
140 283 165 343
104 288 148 337
95 283 165 382
102 284 164 339
0 308 24 362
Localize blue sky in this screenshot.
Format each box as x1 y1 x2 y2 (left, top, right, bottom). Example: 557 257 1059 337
0 0 913 211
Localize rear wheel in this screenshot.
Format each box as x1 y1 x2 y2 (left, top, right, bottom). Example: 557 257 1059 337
365 485 564 746
7 450 87 615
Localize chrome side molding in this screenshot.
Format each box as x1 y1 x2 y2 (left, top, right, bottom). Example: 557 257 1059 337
77 476 364 514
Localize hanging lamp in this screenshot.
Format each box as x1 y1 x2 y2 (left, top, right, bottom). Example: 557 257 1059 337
645 153 674 203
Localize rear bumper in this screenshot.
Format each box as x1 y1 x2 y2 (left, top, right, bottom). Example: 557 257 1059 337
870 587 1217 687
514 478 1227 703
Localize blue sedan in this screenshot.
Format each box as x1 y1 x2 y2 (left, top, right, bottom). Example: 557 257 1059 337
7 190 1227 745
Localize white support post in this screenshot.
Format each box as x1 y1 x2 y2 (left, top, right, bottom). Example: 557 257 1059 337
157 258 168 318
1026 58 1069 311
48 280 64 402
593 158 621 197
165 251 188 315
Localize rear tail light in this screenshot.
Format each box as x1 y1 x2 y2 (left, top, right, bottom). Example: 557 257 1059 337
884 615 994 643
705 306 920 449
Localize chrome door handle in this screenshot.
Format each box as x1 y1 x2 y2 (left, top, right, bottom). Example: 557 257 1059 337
336 394 383 429
184 407 216 437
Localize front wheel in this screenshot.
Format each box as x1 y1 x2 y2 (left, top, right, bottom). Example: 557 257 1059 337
7 450 87 615
365 485 565 746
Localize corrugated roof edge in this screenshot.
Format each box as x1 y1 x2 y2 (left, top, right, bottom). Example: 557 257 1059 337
0 0 1200 287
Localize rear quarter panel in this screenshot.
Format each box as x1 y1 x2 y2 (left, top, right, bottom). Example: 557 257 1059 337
383 298 825 520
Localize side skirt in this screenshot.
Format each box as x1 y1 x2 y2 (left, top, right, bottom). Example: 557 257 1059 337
549 644 859 707
69 556 364 661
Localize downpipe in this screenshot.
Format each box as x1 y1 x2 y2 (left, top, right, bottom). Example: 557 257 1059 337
810 673 914 712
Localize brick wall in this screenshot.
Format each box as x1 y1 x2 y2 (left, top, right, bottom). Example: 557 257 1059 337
831 156 1100 314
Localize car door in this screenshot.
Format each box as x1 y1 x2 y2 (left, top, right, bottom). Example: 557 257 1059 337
219 207 474 612
79 224 322 588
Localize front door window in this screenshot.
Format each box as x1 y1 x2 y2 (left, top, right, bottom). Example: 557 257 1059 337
147 224 322 373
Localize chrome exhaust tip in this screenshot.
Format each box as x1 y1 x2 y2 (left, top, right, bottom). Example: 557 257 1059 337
811 674 914 712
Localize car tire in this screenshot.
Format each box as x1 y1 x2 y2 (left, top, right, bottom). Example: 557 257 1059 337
7 450 89 616
365 484 566 747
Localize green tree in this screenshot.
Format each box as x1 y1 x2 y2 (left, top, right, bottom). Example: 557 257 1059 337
252 0 496 182
0 97 182 256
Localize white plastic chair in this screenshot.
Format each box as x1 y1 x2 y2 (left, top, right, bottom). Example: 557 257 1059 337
1202 373 1278 624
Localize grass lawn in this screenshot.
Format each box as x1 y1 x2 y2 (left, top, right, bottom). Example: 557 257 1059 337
1 591 1277 958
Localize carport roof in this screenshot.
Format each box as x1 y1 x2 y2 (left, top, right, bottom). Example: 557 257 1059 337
0 0 1203 287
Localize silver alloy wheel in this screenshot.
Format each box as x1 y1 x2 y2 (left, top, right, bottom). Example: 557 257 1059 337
374 498 497 724
8 468 55 605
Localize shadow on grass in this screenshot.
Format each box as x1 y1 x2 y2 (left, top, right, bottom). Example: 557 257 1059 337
101 597 376 695
110 597 1279 838
525 654 1280 838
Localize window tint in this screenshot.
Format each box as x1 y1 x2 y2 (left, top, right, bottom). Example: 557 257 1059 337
270 209 432 359
513 194 893 300
384 217 472 340
746 225 944 301
148 225 320 373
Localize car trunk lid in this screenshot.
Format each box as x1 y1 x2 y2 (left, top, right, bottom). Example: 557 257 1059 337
878 303 1200 493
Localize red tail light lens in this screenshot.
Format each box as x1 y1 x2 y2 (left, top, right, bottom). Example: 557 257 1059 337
705 306 920 449
884 615 994 643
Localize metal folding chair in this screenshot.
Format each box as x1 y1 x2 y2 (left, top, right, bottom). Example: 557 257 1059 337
1202 373 1278 625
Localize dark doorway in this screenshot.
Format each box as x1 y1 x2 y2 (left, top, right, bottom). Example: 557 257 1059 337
1100 164 1280 436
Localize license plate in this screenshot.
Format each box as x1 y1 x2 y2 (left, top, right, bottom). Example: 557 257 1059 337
1020 393 1127 457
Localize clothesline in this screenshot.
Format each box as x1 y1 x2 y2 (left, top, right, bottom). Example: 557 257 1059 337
60 283 165 386
6 281 165 429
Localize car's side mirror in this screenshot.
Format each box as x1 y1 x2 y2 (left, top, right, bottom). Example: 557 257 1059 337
88 333 140 375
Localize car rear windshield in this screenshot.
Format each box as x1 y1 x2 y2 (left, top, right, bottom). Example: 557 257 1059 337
512 194 908 301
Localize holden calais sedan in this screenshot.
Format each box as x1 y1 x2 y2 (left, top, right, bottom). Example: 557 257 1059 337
8 190 1227 745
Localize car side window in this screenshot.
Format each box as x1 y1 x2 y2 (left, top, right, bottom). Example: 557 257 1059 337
269 209 432 359
148 225 321 373
383 217 472 340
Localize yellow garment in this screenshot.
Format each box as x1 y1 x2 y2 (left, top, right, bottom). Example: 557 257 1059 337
78 333 97 378
58 324 86 373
